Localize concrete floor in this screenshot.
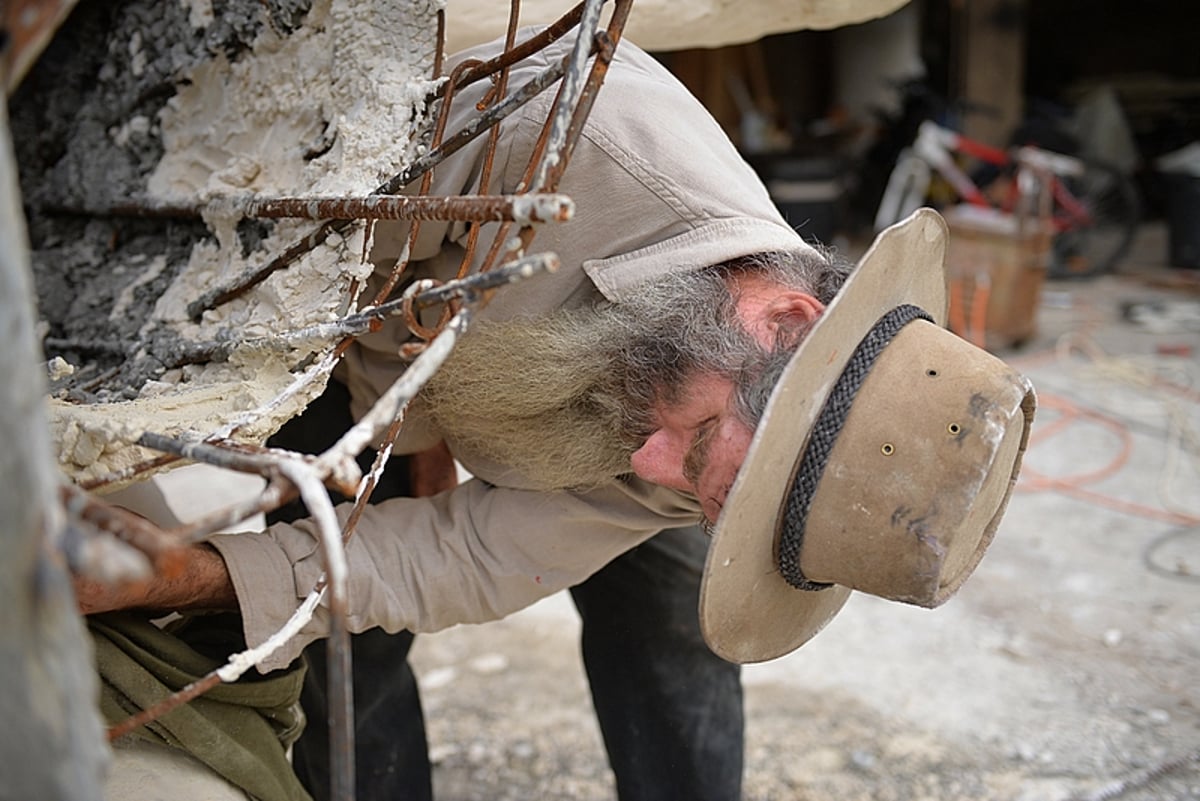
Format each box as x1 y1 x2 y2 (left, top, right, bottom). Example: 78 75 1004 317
410 220 1200 800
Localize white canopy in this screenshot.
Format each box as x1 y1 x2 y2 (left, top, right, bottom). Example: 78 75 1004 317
445 0 911 52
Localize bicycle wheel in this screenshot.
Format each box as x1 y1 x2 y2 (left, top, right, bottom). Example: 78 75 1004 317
1049 158 1140 278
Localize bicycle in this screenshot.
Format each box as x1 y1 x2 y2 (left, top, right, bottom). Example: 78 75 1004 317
875 119 1140 278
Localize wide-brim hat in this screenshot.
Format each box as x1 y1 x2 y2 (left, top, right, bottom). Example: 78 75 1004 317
699 208 1036 663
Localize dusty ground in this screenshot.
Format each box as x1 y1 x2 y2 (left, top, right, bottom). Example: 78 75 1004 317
409 223 1200 801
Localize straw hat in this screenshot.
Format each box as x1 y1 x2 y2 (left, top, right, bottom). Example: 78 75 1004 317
699 208 1036 663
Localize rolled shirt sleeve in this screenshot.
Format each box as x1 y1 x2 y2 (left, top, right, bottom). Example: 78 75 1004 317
210 476 701 672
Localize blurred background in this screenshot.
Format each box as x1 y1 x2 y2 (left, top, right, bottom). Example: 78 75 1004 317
644 0 1199 262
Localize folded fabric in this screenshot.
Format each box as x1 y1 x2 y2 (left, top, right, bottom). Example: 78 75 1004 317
90 612 311 801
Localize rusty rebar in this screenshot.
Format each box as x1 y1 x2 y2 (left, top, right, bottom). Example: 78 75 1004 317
84 9 623 787
48 193 574 224
544 0 633 192
528 0 606 194
60 483 190 576
473 0 627 284
107 672 223 742
136 432 285 472
337 417 405 538
277 460 355 801
230 193 572 223
170 477 297 544
444 0 523 292
369 57 482 324
76 454 182 492
436 2 587 98
432 7 445 79
159 253 558 368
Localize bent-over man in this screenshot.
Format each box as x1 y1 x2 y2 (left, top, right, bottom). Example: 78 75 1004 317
80 25 1035 801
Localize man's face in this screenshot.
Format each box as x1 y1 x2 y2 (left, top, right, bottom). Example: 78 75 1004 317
631 277 824 522
630 371 754 523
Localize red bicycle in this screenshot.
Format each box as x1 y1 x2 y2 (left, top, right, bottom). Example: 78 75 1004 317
875 120 1140 278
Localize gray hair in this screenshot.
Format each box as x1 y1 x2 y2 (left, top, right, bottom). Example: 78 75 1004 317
609 244 854 443
724 244 854 426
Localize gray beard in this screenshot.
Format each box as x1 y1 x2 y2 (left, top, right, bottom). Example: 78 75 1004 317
416 305 635 491
416 269 763 491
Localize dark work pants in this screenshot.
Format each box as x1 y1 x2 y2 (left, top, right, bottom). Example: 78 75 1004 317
268 381 744 801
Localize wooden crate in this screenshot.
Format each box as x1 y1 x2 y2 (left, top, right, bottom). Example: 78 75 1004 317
943 205 1052 351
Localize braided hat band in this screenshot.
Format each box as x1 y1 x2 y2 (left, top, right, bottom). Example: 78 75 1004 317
776 304 933 591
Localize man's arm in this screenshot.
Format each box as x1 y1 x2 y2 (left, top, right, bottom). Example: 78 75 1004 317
73 543 237 615
209 475 702 672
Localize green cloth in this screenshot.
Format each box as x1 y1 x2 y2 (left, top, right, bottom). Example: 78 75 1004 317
89 612 311 801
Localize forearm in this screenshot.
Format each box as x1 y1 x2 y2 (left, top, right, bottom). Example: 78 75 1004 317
210 476 701 672
74 543 237 615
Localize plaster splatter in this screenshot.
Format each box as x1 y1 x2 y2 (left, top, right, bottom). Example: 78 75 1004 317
17 0 443 484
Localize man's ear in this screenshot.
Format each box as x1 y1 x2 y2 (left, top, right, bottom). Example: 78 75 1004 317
765 291 824 340
729 274 826 349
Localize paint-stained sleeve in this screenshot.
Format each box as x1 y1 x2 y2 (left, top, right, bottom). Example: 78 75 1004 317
209 476 701 672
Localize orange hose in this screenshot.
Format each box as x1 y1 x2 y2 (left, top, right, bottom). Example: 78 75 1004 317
1016 390 1200 526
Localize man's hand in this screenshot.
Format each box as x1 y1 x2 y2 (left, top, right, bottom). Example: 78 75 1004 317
73 544 238 615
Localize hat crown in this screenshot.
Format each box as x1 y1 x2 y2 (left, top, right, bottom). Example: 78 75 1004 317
793 320 1034 606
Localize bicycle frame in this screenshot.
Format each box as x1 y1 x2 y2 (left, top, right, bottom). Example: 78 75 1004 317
875 120 1093 235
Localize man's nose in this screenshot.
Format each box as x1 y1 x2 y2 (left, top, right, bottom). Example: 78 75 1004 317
630 430 691 493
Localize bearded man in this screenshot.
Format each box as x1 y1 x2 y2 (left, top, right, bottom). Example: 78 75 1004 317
261 240 842 801
243 30 848 801
78 25 1032 801
79 27 841 801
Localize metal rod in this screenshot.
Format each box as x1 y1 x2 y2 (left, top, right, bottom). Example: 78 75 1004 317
165 253 558 368
438 2 587 97
318 305 474 482
136 431 358 497
86 14 619 778
327 621 354 801
60 483 189 574
223 193 572 223
49 193 574 224
547 0 633 192
278 460 355 801
105 580 330 742
137 431 294 475
530 0 606 193
107 673 223 741
171 478 297 545
76 454 182 491
472 0 628 281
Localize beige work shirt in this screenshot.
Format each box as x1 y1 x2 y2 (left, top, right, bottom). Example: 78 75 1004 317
211 30 817 671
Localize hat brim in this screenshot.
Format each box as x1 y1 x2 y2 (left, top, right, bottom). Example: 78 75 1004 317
699 208 950 663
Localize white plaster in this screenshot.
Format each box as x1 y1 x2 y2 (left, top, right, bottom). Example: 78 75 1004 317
47 0 440 484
